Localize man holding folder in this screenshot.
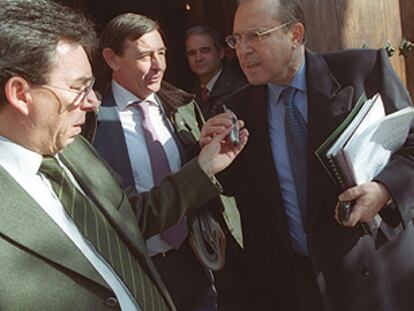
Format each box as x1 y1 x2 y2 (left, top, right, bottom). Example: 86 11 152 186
201 0 414 310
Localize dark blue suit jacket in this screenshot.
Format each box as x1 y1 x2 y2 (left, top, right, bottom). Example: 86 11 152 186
222 48 414 311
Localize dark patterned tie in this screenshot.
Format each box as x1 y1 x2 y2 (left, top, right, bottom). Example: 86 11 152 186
201 86 209 104
137 102 188 249
283 87 308 222
39 156 169 311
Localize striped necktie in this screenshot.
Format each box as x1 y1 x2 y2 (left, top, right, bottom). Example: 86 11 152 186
283 87 308 222
39 156 169 311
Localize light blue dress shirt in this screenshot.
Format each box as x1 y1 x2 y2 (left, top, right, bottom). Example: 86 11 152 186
267 61 309 256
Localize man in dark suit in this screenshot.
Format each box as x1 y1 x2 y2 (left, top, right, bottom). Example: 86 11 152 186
0 1 247 310
185 25 248 119
185 25 248 311
201 0 414 310
94 13 245 311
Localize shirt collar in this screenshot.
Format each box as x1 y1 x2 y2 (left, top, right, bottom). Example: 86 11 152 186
111 80 158 110
0 136 43 176
267 60 307 102
203 67 223 92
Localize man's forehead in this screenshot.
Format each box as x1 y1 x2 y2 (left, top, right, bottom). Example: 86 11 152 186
234 0 276 31
56 41 74 55
189 33 214 44
51 41 92 83
125 31 165 50
187 35 214 49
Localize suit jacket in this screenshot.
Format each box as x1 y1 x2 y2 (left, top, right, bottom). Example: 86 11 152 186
193 62 248 119
94 81 242 246
222 48 414 311
0 135 219 311
94 81 204 191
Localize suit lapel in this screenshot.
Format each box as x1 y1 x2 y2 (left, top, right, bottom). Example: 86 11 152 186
240 86 278 192
233 86 295 248
209 65 232 99
61 137 150 267
96 90 135 189
60 137 175 308
169 102 201 162
0 165 109 289
305 50 355 229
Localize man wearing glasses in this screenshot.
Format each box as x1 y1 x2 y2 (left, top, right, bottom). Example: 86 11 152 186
0 1 247 310
202 0 414 310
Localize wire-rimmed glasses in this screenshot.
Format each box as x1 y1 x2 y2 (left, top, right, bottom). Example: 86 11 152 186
225 22 291 49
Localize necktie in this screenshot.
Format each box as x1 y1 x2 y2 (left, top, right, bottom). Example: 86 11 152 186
137 102 188 249
39 156 169 311
283 87 308 222
201 86 209 104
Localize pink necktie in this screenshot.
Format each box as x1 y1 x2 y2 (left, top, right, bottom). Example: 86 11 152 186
137 102 188 249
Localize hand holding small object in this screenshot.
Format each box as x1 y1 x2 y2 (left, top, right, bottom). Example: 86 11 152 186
223 105 240 146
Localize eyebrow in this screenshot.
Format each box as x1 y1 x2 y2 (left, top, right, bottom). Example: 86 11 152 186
68 76 94 87
235 26 273 33
67 77 94 88
136 46 167 54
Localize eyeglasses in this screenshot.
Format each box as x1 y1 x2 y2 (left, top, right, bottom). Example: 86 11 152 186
225 22 291 49
41 77 95 105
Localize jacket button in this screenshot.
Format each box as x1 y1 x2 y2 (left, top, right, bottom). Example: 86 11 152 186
105 297 118 307
362 266 371 277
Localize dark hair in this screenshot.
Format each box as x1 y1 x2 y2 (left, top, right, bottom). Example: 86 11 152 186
0 0 97 105
100 13 160 56
185 25 224 51
274 0 307 43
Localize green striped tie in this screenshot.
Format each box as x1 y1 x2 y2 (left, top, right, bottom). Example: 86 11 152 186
40 156 169 311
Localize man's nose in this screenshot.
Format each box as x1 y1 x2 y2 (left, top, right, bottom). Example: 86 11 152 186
151 54 163 70
236 37 253 55
81 90 100 112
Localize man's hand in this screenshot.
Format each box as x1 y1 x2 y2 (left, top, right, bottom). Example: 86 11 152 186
335 181 391 227
200 113 245 148
198 121 248 177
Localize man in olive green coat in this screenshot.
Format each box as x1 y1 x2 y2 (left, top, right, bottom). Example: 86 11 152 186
0 1 247 310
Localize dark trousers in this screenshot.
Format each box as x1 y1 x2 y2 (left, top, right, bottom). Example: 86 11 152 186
152 240 216 311
293 253 325 311
213 233 246 311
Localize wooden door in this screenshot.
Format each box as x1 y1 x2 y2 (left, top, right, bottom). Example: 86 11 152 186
400 0 414 99
298 0 414 98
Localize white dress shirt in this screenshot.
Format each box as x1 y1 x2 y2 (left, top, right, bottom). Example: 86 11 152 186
0 136 139 311
111 80 182 256
204 68 222 93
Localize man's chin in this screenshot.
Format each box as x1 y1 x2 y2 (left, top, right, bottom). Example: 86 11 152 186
59 136 77 150
246 75 267 86
148 82 162 93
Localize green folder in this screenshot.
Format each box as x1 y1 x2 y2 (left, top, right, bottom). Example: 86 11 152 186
314 93 368 186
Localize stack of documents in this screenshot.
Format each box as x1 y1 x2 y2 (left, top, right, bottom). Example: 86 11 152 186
316 93 414 189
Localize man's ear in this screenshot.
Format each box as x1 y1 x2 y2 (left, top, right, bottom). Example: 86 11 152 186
290 22 305 47
102 48 120 72
4 76 32 115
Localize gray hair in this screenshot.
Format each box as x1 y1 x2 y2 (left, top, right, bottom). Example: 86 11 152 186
185 25 224 51
0 0 97 105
